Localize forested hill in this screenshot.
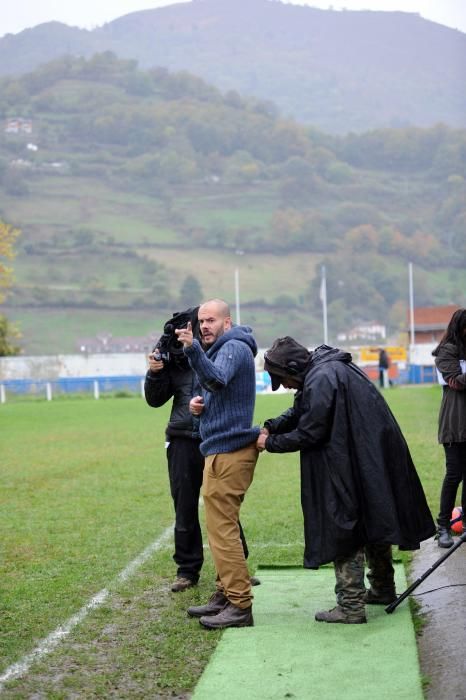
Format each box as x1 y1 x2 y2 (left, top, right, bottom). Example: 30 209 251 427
0 0 465 133
1 54 465 353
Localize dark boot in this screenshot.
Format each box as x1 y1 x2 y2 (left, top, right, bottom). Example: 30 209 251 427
199 602 253 629
364 588 397 605
437 526 454 548
315 605 366 624
187 590 227 618
171 576 196 592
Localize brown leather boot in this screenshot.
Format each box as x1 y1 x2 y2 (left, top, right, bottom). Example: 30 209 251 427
187 590 227 618
199 602 253 629
315 605 366 624
170 576 196 592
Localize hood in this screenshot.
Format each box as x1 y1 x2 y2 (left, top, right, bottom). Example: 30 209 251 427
206 324 257 358
310 344 352 366
264 336 311 390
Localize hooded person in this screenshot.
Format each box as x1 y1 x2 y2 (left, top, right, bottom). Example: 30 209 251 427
257 338 436 624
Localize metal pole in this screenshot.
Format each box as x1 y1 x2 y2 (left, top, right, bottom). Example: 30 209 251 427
46 382 52 401
409 262 415 347
235 268 241 325
0 384 5 404
321 265 328 345
93 380 100 400
386 532 466 614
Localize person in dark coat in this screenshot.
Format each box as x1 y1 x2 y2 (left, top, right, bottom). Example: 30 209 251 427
256 337 436 624
145 307 205 592
378 348 392 388
432 308 466 548
145 306 252 592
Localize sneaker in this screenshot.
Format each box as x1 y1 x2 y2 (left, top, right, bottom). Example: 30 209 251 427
315 605 366 624
199 602 253 629
170 576 196 592
188 590 228 617
250 576 261 586
364 589 397 605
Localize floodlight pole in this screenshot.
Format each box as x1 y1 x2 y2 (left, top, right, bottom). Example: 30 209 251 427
235 267 241 325
321 265 328 345
408 262 415 347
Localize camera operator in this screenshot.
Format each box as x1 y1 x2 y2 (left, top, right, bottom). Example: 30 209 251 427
145 307 252 592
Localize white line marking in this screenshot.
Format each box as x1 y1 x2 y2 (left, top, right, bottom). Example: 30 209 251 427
0 525 173 691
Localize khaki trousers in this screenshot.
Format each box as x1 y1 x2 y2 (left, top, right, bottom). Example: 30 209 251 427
203 444 258 609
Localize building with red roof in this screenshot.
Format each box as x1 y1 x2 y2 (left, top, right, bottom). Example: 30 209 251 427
409 305 461 344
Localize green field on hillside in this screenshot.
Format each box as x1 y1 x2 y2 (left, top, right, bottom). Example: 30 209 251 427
4 168 462 355
6 302 324 355
0 387 444 696
1 54 465 354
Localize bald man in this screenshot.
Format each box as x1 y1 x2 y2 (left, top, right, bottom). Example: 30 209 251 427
176 299 260 629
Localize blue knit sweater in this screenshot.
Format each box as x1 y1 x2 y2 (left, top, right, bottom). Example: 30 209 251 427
184 325 260 456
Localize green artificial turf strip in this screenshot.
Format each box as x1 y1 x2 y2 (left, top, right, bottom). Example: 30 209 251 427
193 566 423 700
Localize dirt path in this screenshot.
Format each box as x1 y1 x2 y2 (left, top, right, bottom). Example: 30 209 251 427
410 536 466 699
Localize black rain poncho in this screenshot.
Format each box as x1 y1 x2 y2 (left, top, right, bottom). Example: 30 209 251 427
264 345 436 568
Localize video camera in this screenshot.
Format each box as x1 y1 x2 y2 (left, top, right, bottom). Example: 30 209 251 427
152 306 199 367
152 322 181 364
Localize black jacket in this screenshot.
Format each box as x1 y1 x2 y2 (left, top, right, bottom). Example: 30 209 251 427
144 363 200 440
265 345 436 568
434 342 466 444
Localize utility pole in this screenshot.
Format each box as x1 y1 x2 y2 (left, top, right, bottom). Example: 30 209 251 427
408 262 415 348
320 265 328 345
235 268 241 325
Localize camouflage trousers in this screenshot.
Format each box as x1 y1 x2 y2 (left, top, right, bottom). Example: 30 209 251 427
334 544 395 615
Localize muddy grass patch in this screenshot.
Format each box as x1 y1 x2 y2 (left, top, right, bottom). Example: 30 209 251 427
2 566 219 699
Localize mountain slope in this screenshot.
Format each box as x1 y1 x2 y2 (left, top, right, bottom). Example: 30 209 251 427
1 55 465 354
0 0 465 132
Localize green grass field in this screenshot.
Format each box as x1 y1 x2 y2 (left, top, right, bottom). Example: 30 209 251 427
0 387 444 696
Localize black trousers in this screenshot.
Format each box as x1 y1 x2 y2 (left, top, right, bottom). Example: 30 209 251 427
379 368 392 388
167 436 249 581
438 442 466 527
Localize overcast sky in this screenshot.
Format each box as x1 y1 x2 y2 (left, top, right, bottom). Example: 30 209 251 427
1 0 465 38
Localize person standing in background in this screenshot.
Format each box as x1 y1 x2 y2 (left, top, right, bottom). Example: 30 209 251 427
378 348 391 388
432 308 466 548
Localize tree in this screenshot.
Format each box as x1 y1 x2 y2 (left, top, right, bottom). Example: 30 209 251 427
0 220 21 356
343 225 378 253
179 274 203 309
0 220 20 303
0 316 21 356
